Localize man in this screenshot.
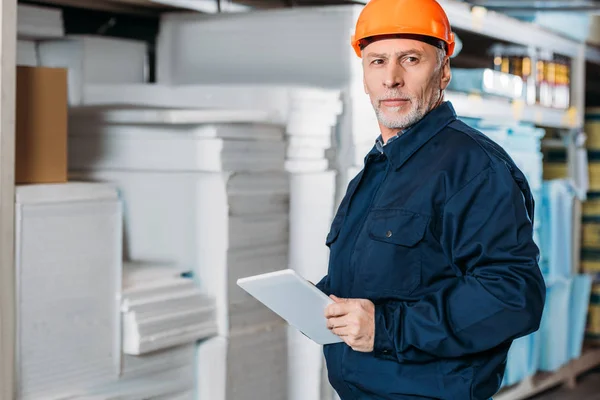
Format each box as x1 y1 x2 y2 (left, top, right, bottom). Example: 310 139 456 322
315 0 546 398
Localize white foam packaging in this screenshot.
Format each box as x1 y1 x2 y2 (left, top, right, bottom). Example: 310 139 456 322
68 106 290 337
68 84 343 400
154 7 378 203
197 323 288 400
15 183 122 400
17 40 38 66
17 3 64 39
120 262 218 356
37 35 148 105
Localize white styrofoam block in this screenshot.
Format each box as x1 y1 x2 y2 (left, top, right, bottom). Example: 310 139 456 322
226 323 289 400
69 170 289 336
120 343 196 379
197 323 288 400
288 327 324 400
285 159 330 173
68 109 287 172
196 337 227 400
17 40 37 66
74 365 195 399
17 4 64 39
38 35 148 105
69 133 285 173
121 276 218 355
15 183 122 400
76 84 342 127
150 0 250 13
286 146 327 160
156 6 362 87
288 171 336 282
286 171 336 400
69 107 284 127
288 136 332 149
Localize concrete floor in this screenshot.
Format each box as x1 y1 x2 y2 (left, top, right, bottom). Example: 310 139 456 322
531 370 600 400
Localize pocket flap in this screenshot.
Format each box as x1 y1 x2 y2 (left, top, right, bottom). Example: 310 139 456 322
368 209 428 247
326 213 345 247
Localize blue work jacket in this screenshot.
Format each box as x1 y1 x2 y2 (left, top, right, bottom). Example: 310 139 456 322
316 101 546 400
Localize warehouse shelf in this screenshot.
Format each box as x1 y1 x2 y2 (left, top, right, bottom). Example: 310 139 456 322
494 346 600 400
21 0 179 15
587 44 600 66
446 91 581 130
437 0 582 58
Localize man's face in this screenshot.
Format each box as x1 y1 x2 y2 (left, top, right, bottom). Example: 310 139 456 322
362 38 451 134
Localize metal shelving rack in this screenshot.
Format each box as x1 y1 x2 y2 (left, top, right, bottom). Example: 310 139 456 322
1 1 599 400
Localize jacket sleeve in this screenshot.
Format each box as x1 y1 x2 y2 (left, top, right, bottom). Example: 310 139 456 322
372 164 546 362
316 275 331 295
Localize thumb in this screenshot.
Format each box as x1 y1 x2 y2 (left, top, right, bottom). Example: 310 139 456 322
330 294 345 303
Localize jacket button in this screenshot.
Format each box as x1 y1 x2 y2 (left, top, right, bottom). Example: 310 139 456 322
383 349 390 354
386 230 393 238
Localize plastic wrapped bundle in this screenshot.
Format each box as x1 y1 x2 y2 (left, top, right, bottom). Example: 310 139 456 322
538 277 572 372
538 180 576 280
568 274 593 360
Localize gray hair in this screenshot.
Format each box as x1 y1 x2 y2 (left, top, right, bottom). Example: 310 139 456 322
435 47 446 72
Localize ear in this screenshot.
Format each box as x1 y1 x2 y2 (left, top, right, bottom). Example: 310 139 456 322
363 76 369 95
440 58 451 91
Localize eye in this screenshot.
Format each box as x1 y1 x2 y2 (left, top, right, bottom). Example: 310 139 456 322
371 59 385 65
404 56 419 65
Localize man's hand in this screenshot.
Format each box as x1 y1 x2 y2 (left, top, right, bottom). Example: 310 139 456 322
325 295 375 352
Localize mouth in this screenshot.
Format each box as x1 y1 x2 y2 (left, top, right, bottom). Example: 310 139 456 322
380 98 411 107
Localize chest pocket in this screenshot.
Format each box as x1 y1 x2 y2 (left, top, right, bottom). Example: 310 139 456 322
326 212 345 247
360 208 429 296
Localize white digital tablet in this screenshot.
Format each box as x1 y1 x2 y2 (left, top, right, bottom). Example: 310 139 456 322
237 269 343 345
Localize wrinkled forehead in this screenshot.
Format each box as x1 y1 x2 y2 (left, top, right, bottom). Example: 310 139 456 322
359 33 447 55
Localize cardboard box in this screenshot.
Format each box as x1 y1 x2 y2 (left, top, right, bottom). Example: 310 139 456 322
16 66 67 184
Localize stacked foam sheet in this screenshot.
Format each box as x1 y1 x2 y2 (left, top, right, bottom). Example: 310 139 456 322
155 6 380 203
17 3 64 40
69 365 196 400
68 83 342 400
37 35 149 105
17 40 38 66
196 325 288 400
68 104 291 399
15 183 122 400
120 262 217 356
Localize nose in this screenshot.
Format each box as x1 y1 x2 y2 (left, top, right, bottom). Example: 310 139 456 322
383 63 404 89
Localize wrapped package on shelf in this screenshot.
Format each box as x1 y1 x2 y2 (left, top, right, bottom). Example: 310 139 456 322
538 180 576 280
568 274 593 360
15 183 122 400
582 192 600 275
38 35 149 105
543 150 568 181
588 151 600 192
502 331 540 387
538 277 572 372
17 3 64 39
587 282 600 343
446 68 524 100
586 107 600 149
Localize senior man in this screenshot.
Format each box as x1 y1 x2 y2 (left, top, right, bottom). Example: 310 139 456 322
315 0 546 398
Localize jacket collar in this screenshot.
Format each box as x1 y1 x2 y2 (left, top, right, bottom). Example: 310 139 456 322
366 101 457 170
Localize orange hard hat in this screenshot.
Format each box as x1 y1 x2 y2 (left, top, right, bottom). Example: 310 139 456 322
351 0 456 58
